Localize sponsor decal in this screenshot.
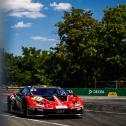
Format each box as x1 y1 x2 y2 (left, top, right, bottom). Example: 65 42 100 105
88 89 105 95
37 108 44 112
28 106 35 110
67 90 73 94
56 105 68 109
108 92 117 96
10 95 15 100
57 110 65 114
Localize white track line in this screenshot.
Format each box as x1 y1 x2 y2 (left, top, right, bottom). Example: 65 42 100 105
0 114 70 126
85 109 126 115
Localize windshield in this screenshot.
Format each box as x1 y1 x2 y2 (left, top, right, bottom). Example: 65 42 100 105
31 88 69 96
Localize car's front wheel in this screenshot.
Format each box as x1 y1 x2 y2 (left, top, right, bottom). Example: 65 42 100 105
22 99 29 117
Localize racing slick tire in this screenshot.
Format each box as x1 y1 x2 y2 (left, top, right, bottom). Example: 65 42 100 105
7 97 13 113
22 99 29 117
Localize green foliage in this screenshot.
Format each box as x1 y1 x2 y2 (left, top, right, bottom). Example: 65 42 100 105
5 47 52 86
5 4 126 87
100 4 126 80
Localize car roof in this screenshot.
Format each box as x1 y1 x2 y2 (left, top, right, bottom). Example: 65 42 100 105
23 85 61 89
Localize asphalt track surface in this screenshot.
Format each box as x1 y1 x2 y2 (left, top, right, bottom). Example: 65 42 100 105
0 93 126 126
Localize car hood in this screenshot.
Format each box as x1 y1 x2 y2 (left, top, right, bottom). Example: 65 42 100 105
27 94 83 109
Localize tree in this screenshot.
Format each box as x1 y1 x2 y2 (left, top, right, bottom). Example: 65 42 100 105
100 4 126 80
6 47 53 86
54 8 100 87
6 4 126 87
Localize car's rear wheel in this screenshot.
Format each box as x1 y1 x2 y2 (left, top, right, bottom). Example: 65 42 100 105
7 97 13 113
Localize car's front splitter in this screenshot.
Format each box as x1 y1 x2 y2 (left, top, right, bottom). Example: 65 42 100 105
28 108 83 116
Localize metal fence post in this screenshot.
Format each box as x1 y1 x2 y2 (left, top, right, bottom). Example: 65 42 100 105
116 80 118 89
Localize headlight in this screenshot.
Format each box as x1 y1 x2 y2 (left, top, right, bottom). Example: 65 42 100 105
74 101 80 106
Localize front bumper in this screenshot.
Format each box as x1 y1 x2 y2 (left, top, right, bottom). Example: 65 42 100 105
28 107 83 116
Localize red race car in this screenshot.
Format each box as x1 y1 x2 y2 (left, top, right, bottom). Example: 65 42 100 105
7 86 84 117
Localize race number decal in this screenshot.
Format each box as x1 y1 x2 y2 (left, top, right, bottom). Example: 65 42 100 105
32 96 43 101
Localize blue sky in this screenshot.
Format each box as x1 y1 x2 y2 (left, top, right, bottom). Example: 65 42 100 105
2 0 126 55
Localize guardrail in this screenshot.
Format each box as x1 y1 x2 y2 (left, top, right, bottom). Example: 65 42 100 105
7 87 21 93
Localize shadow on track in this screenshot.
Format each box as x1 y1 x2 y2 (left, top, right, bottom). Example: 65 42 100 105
5 110 83 120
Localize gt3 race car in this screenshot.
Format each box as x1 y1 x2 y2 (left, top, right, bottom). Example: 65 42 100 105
7 86 84 117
